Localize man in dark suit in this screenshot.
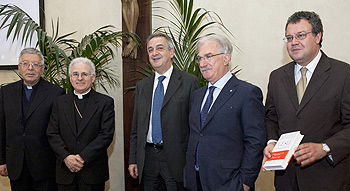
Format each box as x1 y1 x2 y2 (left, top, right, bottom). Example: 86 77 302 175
0 48 65 190
262 11 350 191
184 34 266 191
46 57 115 191
128 33 199 190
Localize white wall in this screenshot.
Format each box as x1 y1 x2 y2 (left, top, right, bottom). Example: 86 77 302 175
1 0 350 191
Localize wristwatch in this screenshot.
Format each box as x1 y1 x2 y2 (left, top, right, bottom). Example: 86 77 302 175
321 143 331 154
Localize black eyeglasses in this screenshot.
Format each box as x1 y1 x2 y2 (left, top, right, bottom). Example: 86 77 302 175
196 53 225 63
283 32 313 42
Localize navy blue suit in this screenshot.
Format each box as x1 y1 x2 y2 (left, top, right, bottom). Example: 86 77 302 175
184 75 266 191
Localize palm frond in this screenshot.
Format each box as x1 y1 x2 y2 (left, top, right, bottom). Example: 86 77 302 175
0 4 140 93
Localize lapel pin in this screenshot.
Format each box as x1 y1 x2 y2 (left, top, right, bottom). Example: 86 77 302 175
230 89 233 92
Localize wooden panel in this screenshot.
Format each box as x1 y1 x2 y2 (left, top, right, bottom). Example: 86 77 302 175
123 0 151 190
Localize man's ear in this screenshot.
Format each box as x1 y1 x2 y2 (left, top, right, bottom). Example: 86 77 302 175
223 54 231 66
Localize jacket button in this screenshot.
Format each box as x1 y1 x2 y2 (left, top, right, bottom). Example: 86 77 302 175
200 133 203 137
76 141 80 145
23 133 26 136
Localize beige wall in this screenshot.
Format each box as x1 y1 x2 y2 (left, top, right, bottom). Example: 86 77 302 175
1 0 350 191
0 0 124 190
152 0 350 191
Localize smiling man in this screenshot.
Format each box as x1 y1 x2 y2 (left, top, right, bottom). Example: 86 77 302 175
0 48 65 191
263 11 350 191
128 33 199 190
184 34 266 191
47 57 115 191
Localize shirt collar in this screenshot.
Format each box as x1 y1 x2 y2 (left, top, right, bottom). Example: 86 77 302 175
208 71 232 90
155 65 173 80
295 50 321 74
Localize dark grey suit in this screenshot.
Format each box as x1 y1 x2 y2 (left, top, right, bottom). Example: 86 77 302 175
265 52 350 190
0 79 64 181
47 89 115 185
129 68 199 183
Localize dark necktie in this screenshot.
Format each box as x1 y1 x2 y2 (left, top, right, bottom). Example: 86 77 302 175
152 76 166 143
200 86 216 129
296 67 307 104
195 86 216 171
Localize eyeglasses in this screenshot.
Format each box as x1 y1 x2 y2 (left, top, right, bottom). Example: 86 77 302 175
71 72 93 79
196 53 225 63
283 32 313 42
20 61 43 69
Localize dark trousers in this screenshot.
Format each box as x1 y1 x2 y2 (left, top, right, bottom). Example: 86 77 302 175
57 175 104 191
10 159 57 191
143 144 184 191
196 171 203 191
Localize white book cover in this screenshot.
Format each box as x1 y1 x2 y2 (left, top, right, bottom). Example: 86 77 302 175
264 131 304 171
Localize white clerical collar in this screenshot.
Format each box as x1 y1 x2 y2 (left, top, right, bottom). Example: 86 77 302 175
26 86 33 90
74 89 91 99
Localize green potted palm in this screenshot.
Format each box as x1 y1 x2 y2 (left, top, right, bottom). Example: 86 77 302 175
0 4 139 92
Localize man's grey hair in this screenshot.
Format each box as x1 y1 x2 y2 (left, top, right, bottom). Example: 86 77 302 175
197 34 233 63
19 48 44 65
285 11 323 47
69 57 96 75
146 33 174 52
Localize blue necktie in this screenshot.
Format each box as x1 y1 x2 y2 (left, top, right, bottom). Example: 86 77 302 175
152 76 166 143
196 86 216 170
200 86 216 129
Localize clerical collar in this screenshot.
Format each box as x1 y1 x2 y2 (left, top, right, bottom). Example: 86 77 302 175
22 79 40 90
74 89 91 100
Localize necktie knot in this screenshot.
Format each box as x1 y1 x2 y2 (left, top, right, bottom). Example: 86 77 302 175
300 67 307 77
158 75 166 83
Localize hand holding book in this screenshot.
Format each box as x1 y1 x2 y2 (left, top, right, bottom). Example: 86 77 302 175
294 142 329 167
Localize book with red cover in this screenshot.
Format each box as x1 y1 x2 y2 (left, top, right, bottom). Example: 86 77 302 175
263 131 304 171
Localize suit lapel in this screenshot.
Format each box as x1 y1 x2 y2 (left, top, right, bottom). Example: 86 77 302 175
10 81 23 122
202 76 238 130
77 90 99 136
163 69 181 107
63 94 77 136
282 63 299 111
143 75 154 134
297 54 330 113
194 87 207 131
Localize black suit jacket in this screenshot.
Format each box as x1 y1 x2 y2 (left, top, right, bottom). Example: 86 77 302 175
0 79 65 181
47 89 115 184
265 52 350 191
129 68 199 183
184 75 266 191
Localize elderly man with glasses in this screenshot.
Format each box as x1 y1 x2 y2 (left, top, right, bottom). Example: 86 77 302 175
0 48 65 191
47 57 115 191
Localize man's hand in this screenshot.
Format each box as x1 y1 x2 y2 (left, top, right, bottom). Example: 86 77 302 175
64 155 84 173
243 183 250 191
128 164 138 179
262 142 276 171
294 143 327 167
0 164 8 176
